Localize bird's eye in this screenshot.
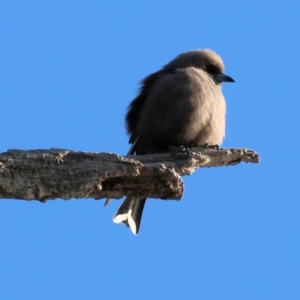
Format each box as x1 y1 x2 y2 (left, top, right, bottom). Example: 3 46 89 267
206 64 219 75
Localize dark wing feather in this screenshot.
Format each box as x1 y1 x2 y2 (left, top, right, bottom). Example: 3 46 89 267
125 68 175 151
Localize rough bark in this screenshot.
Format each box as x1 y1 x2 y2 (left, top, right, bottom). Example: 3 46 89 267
0 147 259 202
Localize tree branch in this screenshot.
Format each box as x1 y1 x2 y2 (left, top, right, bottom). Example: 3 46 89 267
0 147 259 202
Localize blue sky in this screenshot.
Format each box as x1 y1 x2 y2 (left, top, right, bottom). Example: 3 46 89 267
0 1 299 299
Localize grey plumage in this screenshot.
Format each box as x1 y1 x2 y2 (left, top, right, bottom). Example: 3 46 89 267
113 49 234 234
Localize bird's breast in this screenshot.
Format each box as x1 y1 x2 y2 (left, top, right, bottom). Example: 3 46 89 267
181 72 226 146
136 68 226 153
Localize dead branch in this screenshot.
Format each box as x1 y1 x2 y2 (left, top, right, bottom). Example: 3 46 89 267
0 147 259 202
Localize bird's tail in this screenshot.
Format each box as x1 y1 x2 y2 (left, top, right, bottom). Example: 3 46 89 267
113 197 146 235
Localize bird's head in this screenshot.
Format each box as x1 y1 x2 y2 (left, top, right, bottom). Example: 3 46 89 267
164 49 234 85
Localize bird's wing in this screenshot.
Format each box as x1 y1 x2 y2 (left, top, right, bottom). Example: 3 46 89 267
125 69 175 150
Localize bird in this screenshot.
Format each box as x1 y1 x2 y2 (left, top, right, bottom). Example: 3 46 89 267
111 49 234 234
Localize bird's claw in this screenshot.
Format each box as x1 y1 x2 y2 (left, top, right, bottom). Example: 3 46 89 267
203 143 219 150
169 145 191 159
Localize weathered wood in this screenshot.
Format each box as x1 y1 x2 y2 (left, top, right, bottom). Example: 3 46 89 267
0 147 259 202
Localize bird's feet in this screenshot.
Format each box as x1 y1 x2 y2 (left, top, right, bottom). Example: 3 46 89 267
168 145 191 159
203 143 219 150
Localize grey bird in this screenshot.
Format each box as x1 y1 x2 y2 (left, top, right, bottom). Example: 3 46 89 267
112 49 234 234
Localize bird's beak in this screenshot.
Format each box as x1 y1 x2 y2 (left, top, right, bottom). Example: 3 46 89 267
214 73 235 83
